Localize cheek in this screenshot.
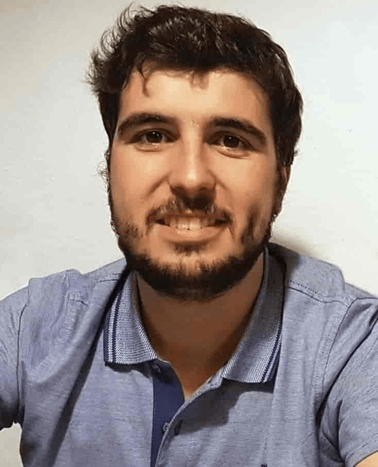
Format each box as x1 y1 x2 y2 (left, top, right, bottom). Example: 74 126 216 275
110 149 168 197
226 165 277 220
110 152 152 214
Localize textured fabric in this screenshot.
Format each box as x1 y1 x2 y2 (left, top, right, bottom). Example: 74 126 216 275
150 360 184 467
0 243 378 467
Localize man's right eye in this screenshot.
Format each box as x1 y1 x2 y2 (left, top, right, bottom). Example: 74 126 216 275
135 130 167 145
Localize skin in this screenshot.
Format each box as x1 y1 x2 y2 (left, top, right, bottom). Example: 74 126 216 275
110 67 289 398
356 452 378 467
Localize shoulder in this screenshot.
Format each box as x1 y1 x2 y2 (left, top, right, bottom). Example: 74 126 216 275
1 258 127 305
23 258 126 303
269 243 378 349
0 258 127 353
269 242 376 305
269 243 378 399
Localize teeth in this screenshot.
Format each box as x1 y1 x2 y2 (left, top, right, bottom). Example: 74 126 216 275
178 218 189 230
188 218 202 231
169 217 178 228
164 217 216 230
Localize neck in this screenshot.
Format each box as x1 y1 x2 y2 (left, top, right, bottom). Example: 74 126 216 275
137 254 264 398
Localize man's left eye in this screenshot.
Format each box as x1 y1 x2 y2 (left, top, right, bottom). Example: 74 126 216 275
222 135 241 148
217 135 247 150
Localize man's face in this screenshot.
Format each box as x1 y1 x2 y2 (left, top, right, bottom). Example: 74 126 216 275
109 67 288 301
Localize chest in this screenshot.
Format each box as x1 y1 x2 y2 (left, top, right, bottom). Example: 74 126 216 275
19 352 324 467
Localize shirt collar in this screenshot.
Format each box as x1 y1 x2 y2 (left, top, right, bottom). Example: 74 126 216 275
104 245 285 384
220 248 285 383
104 271 157 364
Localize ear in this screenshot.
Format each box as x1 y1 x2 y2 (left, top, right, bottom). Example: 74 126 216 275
280 165 291 193
273 165 291 217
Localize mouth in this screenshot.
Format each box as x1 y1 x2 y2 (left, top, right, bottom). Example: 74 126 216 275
155 215 226 231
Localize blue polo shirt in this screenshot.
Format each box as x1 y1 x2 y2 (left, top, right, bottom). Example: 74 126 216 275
1 243 378 466
104 248 283 467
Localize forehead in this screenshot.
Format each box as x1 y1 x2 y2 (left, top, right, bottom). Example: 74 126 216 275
118 68 273 136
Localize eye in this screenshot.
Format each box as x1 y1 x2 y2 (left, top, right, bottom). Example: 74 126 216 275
221 135 244 148
129 129 174 147
215 134 249 151
137 130 166 144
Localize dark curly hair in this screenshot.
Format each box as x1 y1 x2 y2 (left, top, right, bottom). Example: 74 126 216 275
87 4 303 173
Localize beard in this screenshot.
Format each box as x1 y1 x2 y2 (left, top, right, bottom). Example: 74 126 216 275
109 179 282 303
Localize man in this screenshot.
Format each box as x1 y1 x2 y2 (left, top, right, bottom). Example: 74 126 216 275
1 4 378 466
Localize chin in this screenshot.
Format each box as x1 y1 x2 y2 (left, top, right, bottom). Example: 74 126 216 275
111 202 274 301
119 238 266 302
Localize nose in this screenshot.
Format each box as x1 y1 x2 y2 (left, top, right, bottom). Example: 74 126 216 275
168 138 216 198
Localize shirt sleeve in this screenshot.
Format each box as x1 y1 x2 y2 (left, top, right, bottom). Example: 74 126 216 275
321 300 378 467
0 287 28 429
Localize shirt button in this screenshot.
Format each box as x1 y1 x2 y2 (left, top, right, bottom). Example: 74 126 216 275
151 363 161 375
174 420 182 436
162 422 170 433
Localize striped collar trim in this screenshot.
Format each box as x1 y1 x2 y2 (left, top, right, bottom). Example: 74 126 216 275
104 271 157 364
221 250 285 383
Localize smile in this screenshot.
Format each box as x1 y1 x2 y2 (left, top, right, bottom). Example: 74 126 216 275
155 217 226 243
157 216 224 230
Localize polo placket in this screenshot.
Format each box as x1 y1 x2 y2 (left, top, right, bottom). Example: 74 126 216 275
150 360 185 467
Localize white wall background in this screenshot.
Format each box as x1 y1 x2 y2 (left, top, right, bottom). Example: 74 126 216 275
1 0 377 464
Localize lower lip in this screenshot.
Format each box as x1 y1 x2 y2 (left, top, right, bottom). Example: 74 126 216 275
155 223 226 243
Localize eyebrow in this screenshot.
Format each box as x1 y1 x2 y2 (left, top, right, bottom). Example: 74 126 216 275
117 112 267 146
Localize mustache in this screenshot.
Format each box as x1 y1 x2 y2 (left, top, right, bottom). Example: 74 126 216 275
146 196 233 225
